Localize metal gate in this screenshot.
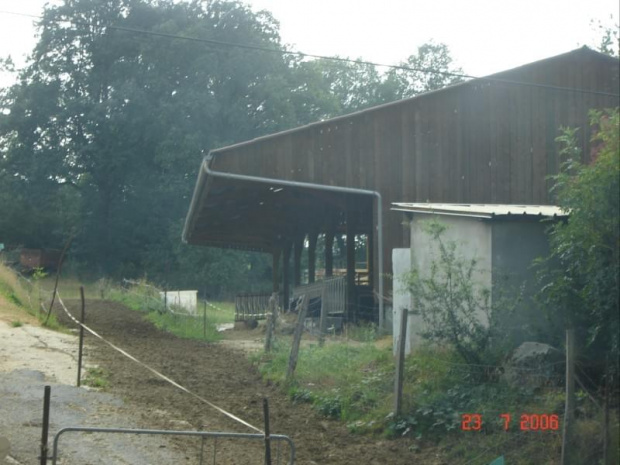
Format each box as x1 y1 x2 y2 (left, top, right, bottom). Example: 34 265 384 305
51 427 295 465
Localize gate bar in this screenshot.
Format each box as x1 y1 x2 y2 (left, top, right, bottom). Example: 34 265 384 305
51 427 295 465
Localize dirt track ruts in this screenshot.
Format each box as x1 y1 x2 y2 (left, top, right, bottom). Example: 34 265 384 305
56 299 425 465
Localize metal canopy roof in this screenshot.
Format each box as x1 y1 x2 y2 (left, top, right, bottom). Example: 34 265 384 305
392 203 568 219
183 159 374 252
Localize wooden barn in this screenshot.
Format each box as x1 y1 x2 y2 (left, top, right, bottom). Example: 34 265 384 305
183 47 619 329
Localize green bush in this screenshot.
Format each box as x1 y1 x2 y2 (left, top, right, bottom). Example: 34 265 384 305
536 108 619 366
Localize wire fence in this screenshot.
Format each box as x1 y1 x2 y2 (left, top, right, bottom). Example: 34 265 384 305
259 293 619 464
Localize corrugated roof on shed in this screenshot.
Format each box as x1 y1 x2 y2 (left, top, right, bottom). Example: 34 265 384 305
392 203 568 219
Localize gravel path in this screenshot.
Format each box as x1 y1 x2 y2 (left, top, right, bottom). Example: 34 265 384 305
0 322 184 464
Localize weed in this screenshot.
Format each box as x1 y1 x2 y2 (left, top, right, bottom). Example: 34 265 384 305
11 320 23 327
83 367 109 388
40 313 64 331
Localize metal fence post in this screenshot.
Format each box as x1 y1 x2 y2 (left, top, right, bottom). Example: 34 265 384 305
263 398 272 465
40 385 51 465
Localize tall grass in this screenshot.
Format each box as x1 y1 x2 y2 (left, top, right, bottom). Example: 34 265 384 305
106 280 227 342
254 339 393 422
0 263 66 330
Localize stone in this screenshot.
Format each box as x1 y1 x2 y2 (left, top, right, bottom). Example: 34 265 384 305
503 342 564 388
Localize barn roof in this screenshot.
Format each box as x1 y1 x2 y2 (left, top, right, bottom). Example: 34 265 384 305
207 46 618 157
392 203 568 219
183 46 618 252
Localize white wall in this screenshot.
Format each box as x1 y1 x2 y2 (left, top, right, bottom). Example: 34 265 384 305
407 214 492 347
160 290 198 315
392 248 414 355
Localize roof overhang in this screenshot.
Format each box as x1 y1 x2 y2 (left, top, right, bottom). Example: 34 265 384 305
183 157 374 253
392 203 569 219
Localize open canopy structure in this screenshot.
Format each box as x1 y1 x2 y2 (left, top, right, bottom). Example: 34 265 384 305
183 46 619 328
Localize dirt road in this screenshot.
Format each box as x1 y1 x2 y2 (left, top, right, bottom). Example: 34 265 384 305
0 320 184 464
53 300 422 465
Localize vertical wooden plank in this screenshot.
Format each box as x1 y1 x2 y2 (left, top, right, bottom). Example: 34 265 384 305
307 230 318 284
293 236 303 287
532 63 548 204
325 227 334 278
494 81 512 203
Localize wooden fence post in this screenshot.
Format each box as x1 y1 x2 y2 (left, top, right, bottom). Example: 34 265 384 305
265 294 277 352
393 309 408 416
203 301 207 339
603 356 610 465
77 286 85 387
318 284 327 347
286 295 308 381
561 329 575 465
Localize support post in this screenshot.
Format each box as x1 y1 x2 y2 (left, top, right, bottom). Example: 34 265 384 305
318 285 327 347
40 385 50 465
346 208 357 323
272 249 281 293
283 244 291 311
287 295 308 380
263 398 272 465
561 329 575 465
308 231 318 284
325 231 334 278
293 236 303 287
394 309 408 416
367 228 374 295
77 287 86 387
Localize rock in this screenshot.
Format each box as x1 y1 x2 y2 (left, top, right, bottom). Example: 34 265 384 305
245 319 258 330
503 342 564 388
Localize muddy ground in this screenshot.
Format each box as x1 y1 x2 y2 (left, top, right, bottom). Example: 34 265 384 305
54 299 433 465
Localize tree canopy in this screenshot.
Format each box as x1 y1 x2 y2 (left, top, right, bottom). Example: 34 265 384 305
536 108 619 363
0 0 464 296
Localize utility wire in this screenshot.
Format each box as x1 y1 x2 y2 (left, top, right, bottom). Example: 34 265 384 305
2 9 619 97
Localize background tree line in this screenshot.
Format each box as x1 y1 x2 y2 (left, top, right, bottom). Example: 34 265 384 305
0 0 463 296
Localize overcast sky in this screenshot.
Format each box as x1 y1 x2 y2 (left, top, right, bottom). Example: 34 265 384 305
0 0 618 87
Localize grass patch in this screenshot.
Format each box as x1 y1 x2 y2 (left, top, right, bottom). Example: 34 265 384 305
254 339 393 423
11 320 23 327
107 281 229 342
202 301 236 326
144 310 221 342
83 367 109 389
252 339 575 463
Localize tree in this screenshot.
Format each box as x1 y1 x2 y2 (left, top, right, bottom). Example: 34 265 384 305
536 108 619 364
590 18 619 57
0 0 296 276
287 41 464 119
0 0 465 295
384 42 464 98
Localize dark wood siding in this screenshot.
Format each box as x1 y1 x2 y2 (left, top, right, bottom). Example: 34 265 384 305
208 48 619 286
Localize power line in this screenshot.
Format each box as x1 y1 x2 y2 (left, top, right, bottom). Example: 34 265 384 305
1 8 619 98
